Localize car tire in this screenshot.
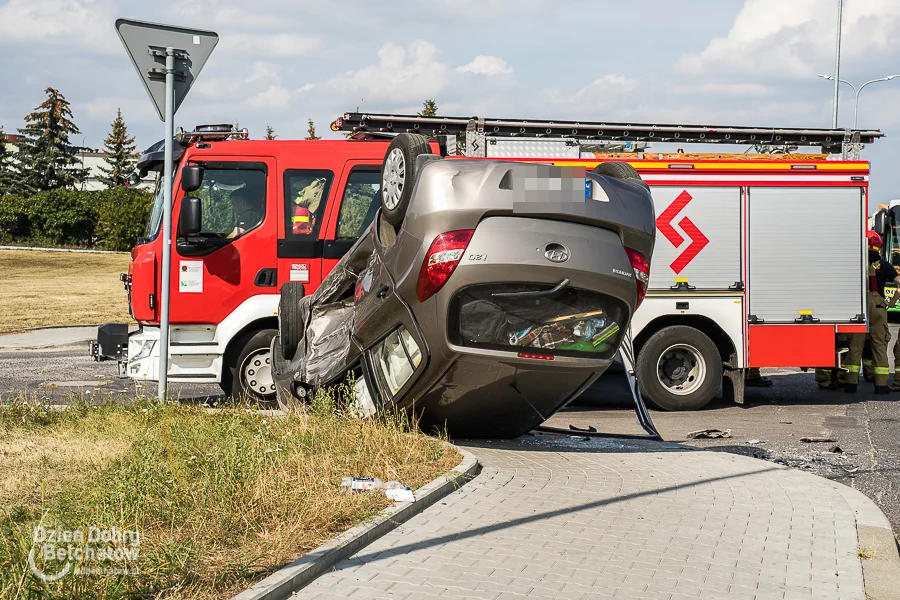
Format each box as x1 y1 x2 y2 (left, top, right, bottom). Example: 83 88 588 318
624 176 651 192
272 334 300 412
636 326 722 411
380 133 432 227
592 161 641 180
279 281 305 360
222 328 277 403
593 162 650 192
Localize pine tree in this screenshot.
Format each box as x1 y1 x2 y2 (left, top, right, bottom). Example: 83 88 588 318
0 127 14 194
419 98 439 117
305 118 321 140
265 124 277 140
13 88 88 195
97 109 137 188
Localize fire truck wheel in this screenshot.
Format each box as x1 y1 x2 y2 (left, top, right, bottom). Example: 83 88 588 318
279 282 306 360
592 161 641 181
636 326 722 411
222 328 278 403
381 133 432 227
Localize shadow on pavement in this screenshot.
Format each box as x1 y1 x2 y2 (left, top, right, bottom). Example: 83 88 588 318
340 464 777 568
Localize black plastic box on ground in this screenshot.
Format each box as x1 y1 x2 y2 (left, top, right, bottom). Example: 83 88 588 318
93 323 128 361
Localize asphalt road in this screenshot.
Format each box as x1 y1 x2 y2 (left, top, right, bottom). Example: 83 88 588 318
2 342 898 542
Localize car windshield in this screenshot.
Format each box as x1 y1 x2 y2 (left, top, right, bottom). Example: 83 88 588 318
888 209 900 272
144 173 165 241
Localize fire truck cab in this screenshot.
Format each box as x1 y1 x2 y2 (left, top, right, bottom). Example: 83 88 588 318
121 125 408 400
108 115 883 410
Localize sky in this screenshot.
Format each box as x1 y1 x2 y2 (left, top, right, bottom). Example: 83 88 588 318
2 0 900 207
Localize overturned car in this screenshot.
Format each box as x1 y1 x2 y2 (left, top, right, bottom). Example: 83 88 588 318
271 133 655 438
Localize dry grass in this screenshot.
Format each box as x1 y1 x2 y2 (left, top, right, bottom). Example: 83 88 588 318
0 389 460 599
0 249 132 332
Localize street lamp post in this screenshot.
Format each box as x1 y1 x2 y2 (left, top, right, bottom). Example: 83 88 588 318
817 74 900 129
831 0 843 128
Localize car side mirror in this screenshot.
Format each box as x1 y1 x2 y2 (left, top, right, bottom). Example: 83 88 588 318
874 210 889 239
181 165 204 192
179 197 202 237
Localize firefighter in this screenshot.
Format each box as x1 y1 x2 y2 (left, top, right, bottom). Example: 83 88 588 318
845 231 900 393
227 187 263 239
814 333 850 390
745 367 773 387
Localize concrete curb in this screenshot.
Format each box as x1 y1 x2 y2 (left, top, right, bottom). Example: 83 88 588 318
830 482 900 600
0 245 128 254
230 444 481 600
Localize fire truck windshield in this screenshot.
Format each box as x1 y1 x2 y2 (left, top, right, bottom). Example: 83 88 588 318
145 175 165 242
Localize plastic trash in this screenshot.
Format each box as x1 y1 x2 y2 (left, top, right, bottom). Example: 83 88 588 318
384 480 415 503
340 477 383 493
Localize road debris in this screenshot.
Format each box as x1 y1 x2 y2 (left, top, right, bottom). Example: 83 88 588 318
800 437 837 443
829 445 843 454
687 428 732 439
341 477 383 493
384 481 415 503
747 439 762 444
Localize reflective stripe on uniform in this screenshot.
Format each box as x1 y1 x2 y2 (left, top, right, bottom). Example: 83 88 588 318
847 365 861 373
291 216 310 223
875 367 891 375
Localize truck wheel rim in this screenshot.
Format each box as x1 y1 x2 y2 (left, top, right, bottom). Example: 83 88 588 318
383 148 405 210
656 343 706 396
241 348 275 398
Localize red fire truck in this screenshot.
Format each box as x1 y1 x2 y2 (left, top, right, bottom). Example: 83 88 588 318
100 114 882 410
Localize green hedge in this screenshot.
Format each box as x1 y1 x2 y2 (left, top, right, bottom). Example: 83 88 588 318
0 188 151 251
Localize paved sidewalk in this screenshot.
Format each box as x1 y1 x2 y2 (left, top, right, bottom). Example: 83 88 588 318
293 435 894 600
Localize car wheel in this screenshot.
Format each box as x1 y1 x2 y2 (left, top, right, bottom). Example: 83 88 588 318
636 326 722 411
592 161 640 180
279 281 305 360
593 162 650 192
380 133 432 227
223 329 277 403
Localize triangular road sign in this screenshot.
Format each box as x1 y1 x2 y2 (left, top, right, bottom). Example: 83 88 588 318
116 19 218 121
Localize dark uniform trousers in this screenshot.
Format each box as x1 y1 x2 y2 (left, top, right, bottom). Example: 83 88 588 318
847 290 890 386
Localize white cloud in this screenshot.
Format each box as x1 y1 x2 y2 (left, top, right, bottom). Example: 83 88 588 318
220 33 321 57
0 0 117 52
247 85 292 109
325 41 448 102
455 55 512 76
677 0 900 78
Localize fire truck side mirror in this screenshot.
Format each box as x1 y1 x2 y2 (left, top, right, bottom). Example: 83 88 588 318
179 197 202 237
181 165 204 192
874 210 889 239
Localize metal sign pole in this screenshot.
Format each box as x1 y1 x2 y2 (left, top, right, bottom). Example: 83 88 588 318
158 47 175 401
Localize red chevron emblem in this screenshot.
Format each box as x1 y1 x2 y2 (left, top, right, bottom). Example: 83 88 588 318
655 191 709 274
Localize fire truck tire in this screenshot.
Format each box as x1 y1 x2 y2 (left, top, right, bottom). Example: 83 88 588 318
381 133 432 227
636 326 722 411
592 161 641 181
279 282 305 360
223 328 277 403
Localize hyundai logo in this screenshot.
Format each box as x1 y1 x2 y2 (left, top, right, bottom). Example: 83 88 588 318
543 242 569 263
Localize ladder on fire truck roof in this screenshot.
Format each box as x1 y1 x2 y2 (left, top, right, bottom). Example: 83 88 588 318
331 112 884 160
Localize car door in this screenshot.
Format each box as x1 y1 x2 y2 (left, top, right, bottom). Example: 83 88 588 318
170 157 277 325
276 168 336 293
321 161 383 277
351 226 428 405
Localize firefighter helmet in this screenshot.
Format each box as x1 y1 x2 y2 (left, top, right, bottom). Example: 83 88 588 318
867 230 883 252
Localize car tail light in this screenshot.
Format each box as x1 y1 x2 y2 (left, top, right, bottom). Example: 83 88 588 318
625 248 650 308
416 230 474 302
